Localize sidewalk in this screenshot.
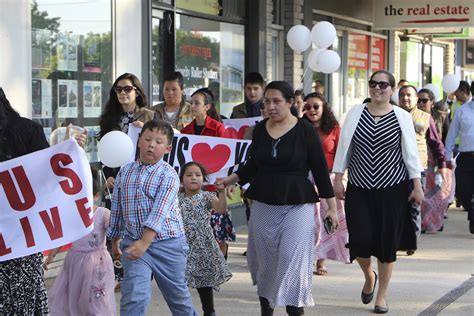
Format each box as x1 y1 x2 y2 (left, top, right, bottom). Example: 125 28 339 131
46 207 473 315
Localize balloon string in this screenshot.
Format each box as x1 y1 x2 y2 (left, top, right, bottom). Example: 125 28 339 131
100 168 112 200
301 66 309 82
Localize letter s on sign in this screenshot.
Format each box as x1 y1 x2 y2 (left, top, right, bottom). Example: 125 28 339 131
50 154 83 195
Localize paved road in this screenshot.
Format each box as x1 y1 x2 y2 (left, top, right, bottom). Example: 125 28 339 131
46 207 473 315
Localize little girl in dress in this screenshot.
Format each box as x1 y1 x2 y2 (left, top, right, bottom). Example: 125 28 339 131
44 179 116 315
179 161 232 316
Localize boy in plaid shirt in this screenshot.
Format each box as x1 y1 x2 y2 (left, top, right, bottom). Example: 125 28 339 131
107 120 196 315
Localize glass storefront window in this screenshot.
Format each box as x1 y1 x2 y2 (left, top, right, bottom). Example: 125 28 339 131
432 45 445 97
176 0 220 15
401 41 423 88
175 14 244 118
31 0 112 162
347 32 369 109
371 37 385 73
330 36 343 118
151 16 164 106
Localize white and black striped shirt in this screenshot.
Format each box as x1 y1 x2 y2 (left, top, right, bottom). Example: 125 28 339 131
348 107 408 189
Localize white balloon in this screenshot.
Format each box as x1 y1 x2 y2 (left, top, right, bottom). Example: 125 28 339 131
422 83 440 101
308 48 324 71
311 21 337 49
442 74 459 94
286 25 311 53
391 88 399 105
316 50 341 74
98 131 134 168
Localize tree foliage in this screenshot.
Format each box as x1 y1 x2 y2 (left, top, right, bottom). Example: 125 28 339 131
31 0 60 33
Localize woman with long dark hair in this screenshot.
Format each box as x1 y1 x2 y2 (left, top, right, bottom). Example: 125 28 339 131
99 73 155 205
302 92 350 276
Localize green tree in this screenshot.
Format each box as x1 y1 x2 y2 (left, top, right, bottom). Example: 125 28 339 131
31 0 60 33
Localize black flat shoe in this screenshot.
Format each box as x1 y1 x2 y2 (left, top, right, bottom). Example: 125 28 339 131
374 304 388 314
361 271 377 304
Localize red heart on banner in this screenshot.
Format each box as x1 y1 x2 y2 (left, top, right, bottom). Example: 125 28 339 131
191 143 231 174
224 125 249 139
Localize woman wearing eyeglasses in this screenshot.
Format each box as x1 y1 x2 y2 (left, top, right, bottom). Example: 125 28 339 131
99 73 155 289
302 92 350 276
417 88 452 233
333 70 423 314
217 81 337 315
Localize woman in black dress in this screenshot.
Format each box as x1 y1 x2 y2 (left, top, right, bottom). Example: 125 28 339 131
333 70 424 314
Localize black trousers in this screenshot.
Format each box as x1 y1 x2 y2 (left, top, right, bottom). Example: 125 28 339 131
259 296 304 315
197 287 215 315
455 153 474 221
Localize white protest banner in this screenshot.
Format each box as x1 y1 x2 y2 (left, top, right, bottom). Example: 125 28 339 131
127 126 251 181
164 134 252 181
128 125 141 164
222 117 262 139
374 0 474 29
0 139 94 261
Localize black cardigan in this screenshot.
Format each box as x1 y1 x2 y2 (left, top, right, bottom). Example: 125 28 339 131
236 118 334 205
0 114 49 162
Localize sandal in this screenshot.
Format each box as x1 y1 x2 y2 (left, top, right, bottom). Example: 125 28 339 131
314 266 328 275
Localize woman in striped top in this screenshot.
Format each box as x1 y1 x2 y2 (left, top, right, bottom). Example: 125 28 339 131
332 70 424 314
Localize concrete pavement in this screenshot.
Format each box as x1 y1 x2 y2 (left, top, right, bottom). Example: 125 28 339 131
46 206 473 315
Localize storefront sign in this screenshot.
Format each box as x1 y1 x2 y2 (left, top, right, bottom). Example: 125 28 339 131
374 0 474 29
0 139 93 262
371 38 385 72
348 33 369 70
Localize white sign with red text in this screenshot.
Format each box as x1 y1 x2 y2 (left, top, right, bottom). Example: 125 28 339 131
374 0 474 29
0 139 94 262
222 117 262 139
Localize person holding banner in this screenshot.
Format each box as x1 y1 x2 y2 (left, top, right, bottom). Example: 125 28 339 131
0 87 50 314
152 71 193 130
181 88 225 137
107 119 196 316
302 92 350 276
217 81 338 315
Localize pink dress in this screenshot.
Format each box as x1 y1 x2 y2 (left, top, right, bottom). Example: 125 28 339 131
48 207 116 315
421 151 453 231
314 173 350 263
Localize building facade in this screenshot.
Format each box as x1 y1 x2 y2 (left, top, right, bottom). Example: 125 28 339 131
1 0 467 162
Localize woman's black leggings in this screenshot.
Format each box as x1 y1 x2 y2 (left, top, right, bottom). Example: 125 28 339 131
259 296 304 315
197 287 215 315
